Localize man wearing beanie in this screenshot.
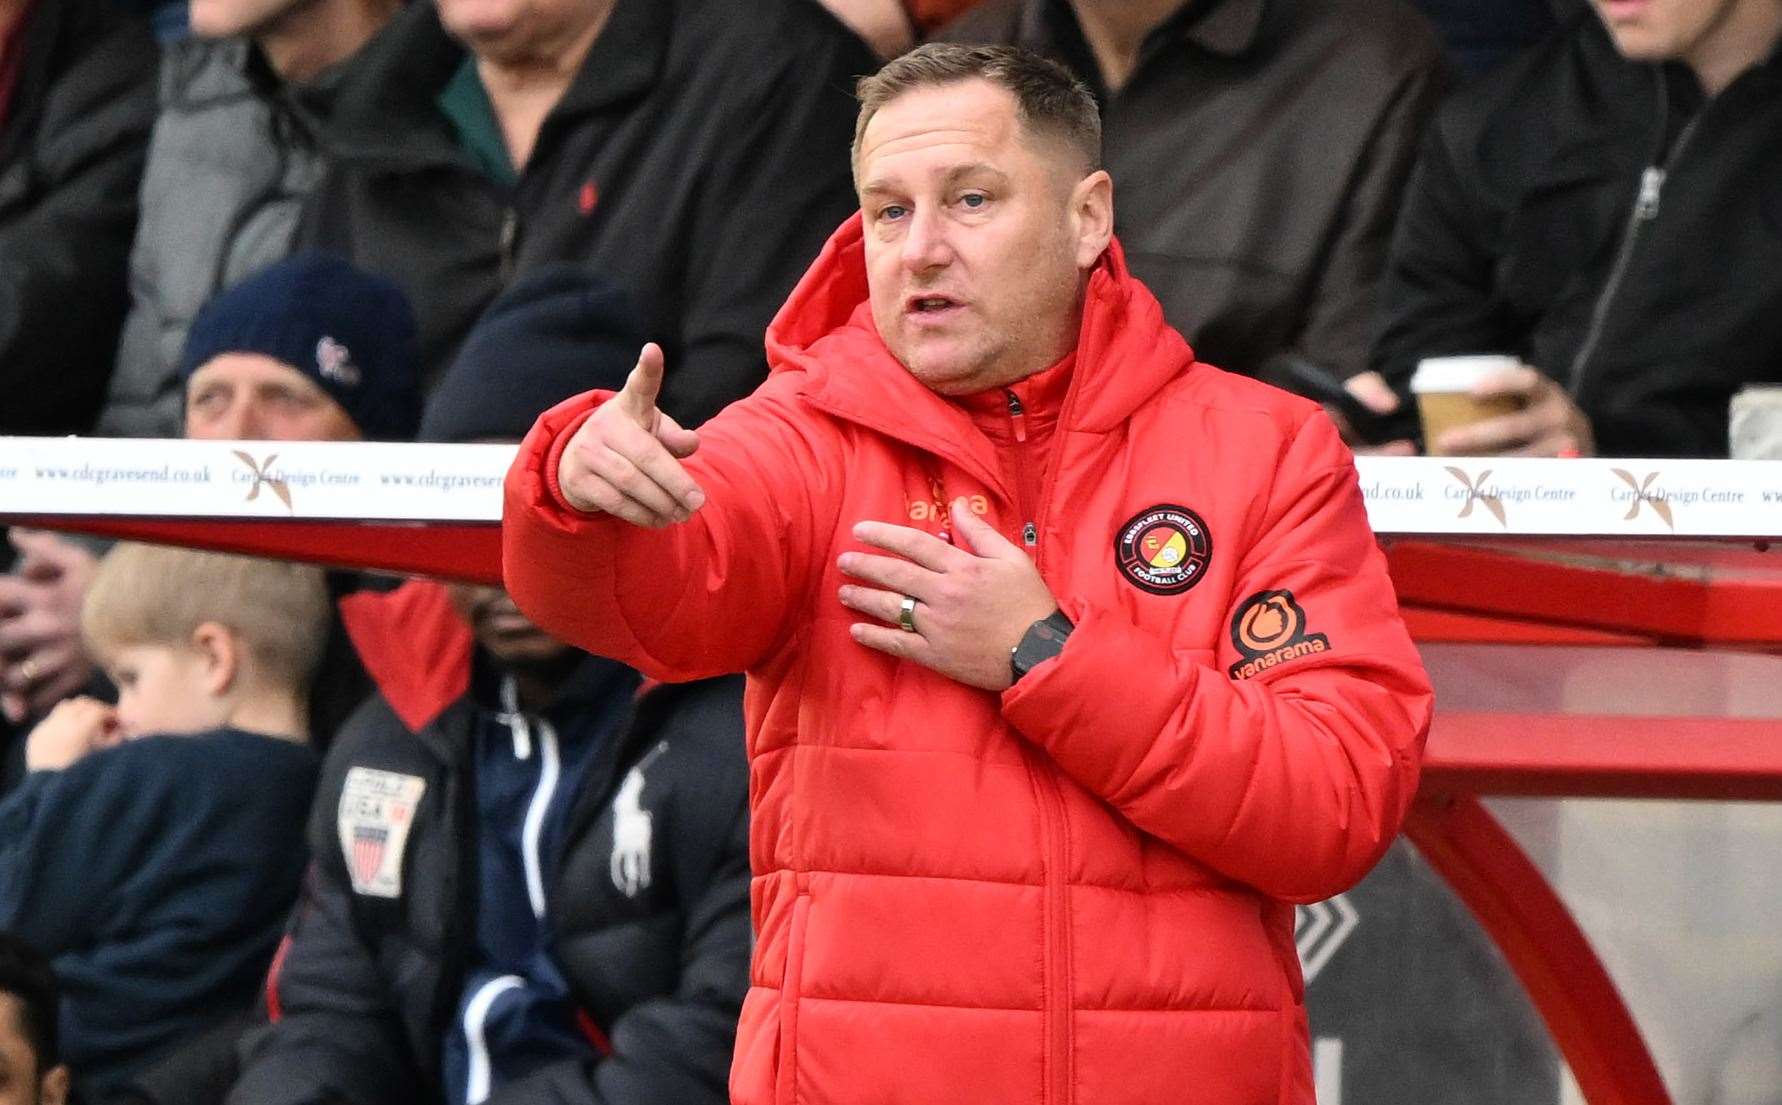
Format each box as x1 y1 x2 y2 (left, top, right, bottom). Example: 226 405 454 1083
182 251 422 443
232 265 751 1105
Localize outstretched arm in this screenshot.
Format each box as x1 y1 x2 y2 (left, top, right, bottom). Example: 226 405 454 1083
504 347 840 680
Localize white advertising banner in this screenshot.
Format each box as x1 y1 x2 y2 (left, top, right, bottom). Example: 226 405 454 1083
2 439 1781 537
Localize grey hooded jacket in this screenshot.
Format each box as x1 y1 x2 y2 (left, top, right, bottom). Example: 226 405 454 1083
98 39 340 438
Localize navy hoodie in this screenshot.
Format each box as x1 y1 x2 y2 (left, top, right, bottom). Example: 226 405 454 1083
0 728 317 1095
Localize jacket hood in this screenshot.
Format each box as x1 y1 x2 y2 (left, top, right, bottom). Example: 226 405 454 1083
763 213 1199 437
339 580 474 733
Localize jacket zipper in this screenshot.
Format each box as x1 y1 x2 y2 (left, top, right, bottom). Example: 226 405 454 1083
499 676 562 920
1025 753 1073 1104
1565 80 1704 398
462 974 525 1105
1006 385 1074 1102
498 207 519 283
1005 391 1040 548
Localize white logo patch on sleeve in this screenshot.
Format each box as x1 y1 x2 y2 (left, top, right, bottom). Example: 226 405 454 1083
338 767 427 898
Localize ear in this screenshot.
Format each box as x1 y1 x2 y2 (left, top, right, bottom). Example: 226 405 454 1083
1069 169 1114 270
190 622 242 698
40 1064 70 1105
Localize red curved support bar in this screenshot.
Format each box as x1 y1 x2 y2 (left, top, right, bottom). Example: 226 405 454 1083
1403 794 1671 1105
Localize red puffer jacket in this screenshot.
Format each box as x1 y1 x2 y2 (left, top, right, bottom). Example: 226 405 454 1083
503 217 1433 1105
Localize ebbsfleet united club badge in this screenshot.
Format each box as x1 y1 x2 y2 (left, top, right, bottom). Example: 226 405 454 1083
1115 504 1213 595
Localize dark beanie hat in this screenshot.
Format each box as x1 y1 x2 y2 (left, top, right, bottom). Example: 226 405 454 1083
180 252 422 441
419 264 644 444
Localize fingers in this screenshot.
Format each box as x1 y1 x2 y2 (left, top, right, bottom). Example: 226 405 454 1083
559 405 706 526
848 621 937 666
836 583 918 627
9 530 87 573
0 608 68 658
653 411 701 460
616 343 666 427
583 444 693 523
1344 371 1401 414
852 520 964 573
1437 384 1579 456
838 546 940 596
1470 363 1544 400
949 500 1018 558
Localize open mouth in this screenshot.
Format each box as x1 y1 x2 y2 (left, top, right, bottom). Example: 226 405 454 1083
906 294 963 318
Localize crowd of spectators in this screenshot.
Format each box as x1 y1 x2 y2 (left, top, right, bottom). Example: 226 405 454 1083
1 0 1779 1101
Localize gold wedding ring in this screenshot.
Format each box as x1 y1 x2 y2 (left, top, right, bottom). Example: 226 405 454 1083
898 595 919 633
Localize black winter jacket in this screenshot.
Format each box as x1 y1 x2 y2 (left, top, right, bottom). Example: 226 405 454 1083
301 0 874 428
229 583 750 1105
0 0 156 434
1371 11 1782 457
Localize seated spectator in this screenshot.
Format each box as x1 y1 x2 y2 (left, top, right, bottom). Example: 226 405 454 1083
230 267 750 1105
0 0 156 435
0 253 418 789
0 545 328 1099
938 0 1446 381
301 0 874 428
98 0 401 438
817 0 985 57
0 933 68 1105
180 251 422 443
1362 0 1782 457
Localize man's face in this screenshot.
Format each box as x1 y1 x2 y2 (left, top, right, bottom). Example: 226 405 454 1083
1591 0 1742 59
445 584 572 669
185 354 362 442
857 80 1109 395
187 0 305 40
436 0 613 66
0 994 67 1105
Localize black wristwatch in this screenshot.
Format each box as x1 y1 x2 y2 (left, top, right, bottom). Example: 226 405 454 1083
1010 610 1075 683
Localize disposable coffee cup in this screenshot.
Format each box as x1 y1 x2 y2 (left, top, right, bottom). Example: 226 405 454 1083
1411 355 1523 455
1729 386 1782 460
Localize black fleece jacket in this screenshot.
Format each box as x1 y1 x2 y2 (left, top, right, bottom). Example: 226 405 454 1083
1372 10 1782 456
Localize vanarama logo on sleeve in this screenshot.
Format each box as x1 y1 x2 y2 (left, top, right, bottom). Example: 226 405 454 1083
1229 590 1330 679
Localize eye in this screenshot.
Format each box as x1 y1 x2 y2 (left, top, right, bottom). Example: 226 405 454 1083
960 192 987 209
878 204 908 222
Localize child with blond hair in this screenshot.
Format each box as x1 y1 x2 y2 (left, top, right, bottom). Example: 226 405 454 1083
0 544 327 1099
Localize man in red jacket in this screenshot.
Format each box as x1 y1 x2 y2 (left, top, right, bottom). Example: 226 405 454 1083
504 43 1432 1105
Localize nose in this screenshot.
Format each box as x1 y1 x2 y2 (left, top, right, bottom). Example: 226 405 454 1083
900 205 952 274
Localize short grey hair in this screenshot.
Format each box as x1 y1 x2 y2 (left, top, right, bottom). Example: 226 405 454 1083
853 43 1102 173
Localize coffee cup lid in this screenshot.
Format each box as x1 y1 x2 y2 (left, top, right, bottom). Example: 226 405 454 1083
1411 355 1519 394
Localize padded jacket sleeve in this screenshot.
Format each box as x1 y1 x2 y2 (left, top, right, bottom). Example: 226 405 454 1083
1001 412 1433 903
503 378 841 681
